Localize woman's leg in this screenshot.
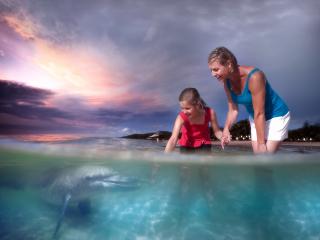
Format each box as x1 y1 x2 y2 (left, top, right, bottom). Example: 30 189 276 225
251 141 259 153
251 140 282 154
266 140 282 153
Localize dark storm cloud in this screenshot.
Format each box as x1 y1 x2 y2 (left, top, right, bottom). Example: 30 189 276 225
0 80 83 134
0 79 52 104
0 80 72 120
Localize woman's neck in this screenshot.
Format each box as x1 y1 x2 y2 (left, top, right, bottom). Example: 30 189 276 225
228 66 242 83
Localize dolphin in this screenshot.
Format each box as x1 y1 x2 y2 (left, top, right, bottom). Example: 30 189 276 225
44 165 140 238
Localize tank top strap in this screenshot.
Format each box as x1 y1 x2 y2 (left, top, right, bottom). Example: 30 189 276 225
179 112 192 141
247 68 260 81
179 112 187 121
179 112 190 127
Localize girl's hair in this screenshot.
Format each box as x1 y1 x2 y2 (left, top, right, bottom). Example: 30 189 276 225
208 46 238 70
179 87 207 108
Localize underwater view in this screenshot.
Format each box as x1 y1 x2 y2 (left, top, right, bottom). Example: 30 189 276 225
1 0 320 239
1 136 320 240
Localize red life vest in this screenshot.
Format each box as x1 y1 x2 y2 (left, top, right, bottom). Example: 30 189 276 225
179 107 212 148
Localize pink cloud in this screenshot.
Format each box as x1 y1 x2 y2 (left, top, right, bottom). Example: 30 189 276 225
1 12 167 114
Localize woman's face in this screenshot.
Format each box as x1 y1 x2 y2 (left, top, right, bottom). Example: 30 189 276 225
179 101 199 117
208 60 230 82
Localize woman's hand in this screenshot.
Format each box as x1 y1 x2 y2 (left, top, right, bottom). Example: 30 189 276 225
221 129 231 149
256 143 267 154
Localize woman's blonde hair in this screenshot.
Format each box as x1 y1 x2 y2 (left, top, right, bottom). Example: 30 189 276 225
179 88 207 108
208 46 238 71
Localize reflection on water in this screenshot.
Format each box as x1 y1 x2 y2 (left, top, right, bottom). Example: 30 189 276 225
2 133 319 154
0 137 320 239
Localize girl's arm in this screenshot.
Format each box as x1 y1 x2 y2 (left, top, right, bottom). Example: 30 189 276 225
249 70 267 153
164 115 184 153
209 108 222 140
222 83 239 148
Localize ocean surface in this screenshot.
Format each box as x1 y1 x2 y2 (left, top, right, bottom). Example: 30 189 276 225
1 135 320 240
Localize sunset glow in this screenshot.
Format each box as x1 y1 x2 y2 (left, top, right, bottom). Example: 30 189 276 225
2 12 130 108
1 0 319 136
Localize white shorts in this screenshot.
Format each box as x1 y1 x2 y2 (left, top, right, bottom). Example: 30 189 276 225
249 112 290 141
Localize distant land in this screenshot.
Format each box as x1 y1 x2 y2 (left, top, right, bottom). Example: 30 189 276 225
122 120 320 142
122 131 171 140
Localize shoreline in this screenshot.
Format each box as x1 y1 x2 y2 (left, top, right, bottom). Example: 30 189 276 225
1 134 319 147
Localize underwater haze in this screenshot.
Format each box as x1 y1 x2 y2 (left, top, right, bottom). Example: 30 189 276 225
1 137 320 240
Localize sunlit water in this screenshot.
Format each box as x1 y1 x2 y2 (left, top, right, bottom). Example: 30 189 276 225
0 136 320 240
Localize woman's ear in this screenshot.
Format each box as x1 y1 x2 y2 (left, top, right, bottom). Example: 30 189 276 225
228 61 234 73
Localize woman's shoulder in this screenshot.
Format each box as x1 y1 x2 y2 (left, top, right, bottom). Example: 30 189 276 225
241 66 265 80
240 65 260 74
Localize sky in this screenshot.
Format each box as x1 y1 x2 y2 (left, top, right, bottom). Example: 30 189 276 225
0 0 319 137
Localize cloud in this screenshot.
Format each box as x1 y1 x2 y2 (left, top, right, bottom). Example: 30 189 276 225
0 79 176 135
0 0 319 135
0 80 80 133
0 79 52 104
95 108 176 126
121 127 129 133
0 80 74 119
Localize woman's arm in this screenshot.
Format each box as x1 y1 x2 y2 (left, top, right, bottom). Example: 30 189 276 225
164 115 184 153
222 83 239 148
209 108 222 140
249 71 267 153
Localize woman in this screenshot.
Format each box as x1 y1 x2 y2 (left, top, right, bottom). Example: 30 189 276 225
208 47 290 154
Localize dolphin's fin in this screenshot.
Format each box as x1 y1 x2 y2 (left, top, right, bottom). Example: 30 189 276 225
53 193 71 238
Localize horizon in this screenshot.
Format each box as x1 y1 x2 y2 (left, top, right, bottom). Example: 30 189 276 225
1 0 320 137
0 120 317 142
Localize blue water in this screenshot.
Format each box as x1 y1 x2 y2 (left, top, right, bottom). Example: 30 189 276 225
0 137 320 240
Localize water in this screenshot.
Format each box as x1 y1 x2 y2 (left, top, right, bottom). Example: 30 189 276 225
0 136 320 240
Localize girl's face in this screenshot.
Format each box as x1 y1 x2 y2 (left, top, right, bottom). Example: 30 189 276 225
179 100 199 117
208 60 230 82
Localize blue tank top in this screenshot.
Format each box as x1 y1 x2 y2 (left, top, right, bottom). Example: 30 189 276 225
226 68 289 120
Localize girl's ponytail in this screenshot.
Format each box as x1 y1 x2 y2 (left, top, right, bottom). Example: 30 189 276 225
199 97 207 109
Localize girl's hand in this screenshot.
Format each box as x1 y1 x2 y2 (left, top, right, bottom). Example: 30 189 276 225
215 130 223 141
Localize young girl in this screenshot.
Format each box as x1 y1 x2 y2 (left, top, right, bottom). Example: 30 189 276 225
165 88 222 153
